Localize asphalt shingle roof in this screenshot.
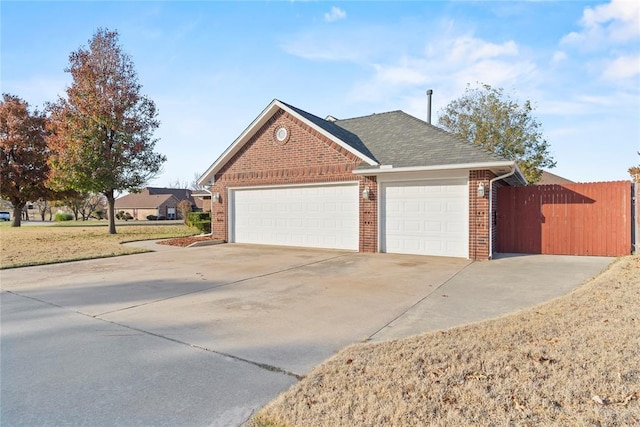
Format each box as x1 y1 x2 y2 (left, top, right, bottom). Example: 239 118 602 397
115 193 177 209
332 110 506 168
281 102 379 163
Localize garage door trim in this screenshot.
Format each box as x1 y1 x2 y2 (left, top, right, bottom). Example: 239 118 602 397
379 178 469 258
228 181 359 250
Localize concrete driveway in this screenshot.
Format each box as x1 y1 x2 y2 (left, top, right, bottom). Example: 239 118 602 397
0 243 613 426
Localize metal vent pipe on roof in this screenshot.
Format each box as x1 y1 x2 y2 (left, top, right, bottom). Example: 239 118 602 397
426 89 433 124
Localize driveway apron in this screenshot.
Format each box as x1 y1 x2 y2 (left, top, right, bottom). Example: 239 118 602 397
1 244 613 426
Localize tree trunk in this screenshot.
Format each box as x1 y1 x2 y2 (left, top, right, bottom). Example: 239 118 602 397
11 202 25 227
106 189 116 234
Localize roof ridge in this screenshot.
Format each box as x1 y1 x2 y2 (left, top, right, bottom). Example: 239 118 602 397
337 110 403 122
278 100 328 124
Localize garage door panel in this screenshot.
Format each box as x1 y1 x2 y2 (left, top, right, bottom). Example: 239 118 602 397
425 221 442 232
382 180 468 258
232 184 358 251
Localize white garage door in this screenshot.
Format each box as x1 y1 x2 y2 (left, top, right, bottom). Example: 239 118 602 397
381 180 468 258
231 184 359 250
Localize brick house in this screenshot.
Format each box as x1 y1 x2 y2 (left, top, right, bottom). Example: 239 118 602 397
115 187 196 220
198 100 526 260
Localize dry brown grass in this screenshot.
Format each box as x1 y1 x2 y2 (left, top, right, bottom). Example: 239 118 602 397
0 222 197 269
254 255 640 427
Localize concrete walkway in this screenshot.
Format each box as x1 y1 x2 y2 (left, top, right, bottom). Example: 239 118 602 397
370 253 614 341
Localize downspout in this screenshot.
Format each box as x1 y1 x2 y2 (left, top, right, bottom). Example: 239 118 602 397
488 166 516 259
200 180 214 237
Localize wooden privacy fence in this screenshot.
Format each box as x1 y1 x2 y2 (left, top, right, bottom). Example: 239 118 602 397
496 181 633 256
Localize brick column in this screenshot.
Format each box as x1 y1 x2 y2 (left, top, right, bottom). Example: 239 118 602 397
211 182 227 242
468 170 495 260
359 176 378 252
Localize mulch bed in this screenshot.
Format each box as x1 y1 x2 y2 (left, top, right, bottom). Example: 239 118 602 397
157 235 215 247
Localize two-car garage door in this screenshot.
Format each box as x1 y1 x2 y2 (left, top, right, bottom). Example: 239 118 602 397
231 184 359 250
381 179 468 258
230 180 468 258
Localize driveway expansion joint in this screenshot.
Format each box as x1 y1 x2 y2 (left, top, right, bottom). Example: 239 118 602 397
93 316 306 381
365 260 475 341
4 290 305 381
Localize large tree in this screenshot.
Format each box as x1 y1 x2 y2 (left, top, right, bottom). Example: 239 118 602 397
438 84 556 183
0 94 51 227
47 28 166 234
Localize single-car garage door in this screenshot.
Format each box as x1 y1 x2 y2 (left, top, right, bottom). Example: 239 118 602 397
231 183 359 250
381 179 468 258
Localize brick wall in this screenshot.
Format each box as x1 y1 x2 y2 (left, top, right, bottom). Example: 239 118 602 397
359 176 378 252
468 170 495 260
210 108 377 252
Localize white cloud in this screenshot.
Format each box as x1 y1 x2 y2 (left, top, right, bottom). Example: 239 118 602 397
344 32 537 111
602 54 640 80
324 6 346 23
552 50 567 65
373 63 428 86
561 0 640 48
281 24 394 63
447 37 518 62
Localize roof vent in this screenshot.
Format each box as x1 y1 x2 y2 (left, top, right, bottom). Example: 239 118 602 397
426 89 433 124
325 115 338 122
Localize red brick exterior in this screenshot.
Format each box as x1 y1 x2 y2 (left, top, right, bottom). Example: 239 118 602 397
468 170 496 260
210 108 378 252
359 176 377 252
209 107 500 259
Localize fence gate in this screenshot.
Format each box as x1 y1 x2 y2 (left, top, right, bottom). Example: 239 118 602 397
496 181 632 256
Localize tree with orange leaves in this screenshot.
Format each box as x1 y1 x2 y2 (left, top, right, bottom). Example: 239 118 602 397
48 28 165 234
0 94 51 227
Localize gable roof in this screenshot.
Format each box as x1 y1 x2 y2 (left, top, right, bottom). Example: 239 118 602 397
146 187 195 204
280 101 379 163
198 99 379 186
199 99 527 186
114 193 179 209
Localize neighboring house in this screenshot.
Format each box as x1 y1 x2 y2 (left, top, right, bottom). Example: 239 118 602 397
115 187 194 220
146 187 197 206
191 190 212 212
198 99 527 260
537 170 575 185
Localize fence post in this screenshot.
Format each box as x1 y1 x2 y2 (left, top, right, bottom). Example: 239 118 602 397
634 183 639 255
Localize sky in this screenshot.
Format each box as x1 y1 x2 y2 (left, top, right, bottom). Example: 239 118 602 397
2 0 639 187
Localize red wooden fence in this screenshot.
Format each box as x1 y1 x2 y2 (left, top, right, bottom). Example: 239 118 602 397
496 181 632 256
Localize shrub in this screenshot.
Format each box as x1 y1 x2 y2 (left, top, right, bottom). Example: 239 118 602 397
116 211 133 221
177 200 192 223
187 212 211 234
54 212 74 222
146 215 158 221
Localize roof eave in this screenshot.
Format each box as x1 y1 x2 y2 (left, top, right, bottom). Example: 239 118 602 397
353 161 528 185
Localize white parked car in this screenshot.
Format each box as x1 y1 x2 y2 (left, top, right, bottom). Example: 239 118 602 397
0 211 10 221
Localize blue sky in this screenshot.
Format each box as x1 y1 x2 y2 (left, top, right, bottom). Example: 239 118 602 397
2 1 639 186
